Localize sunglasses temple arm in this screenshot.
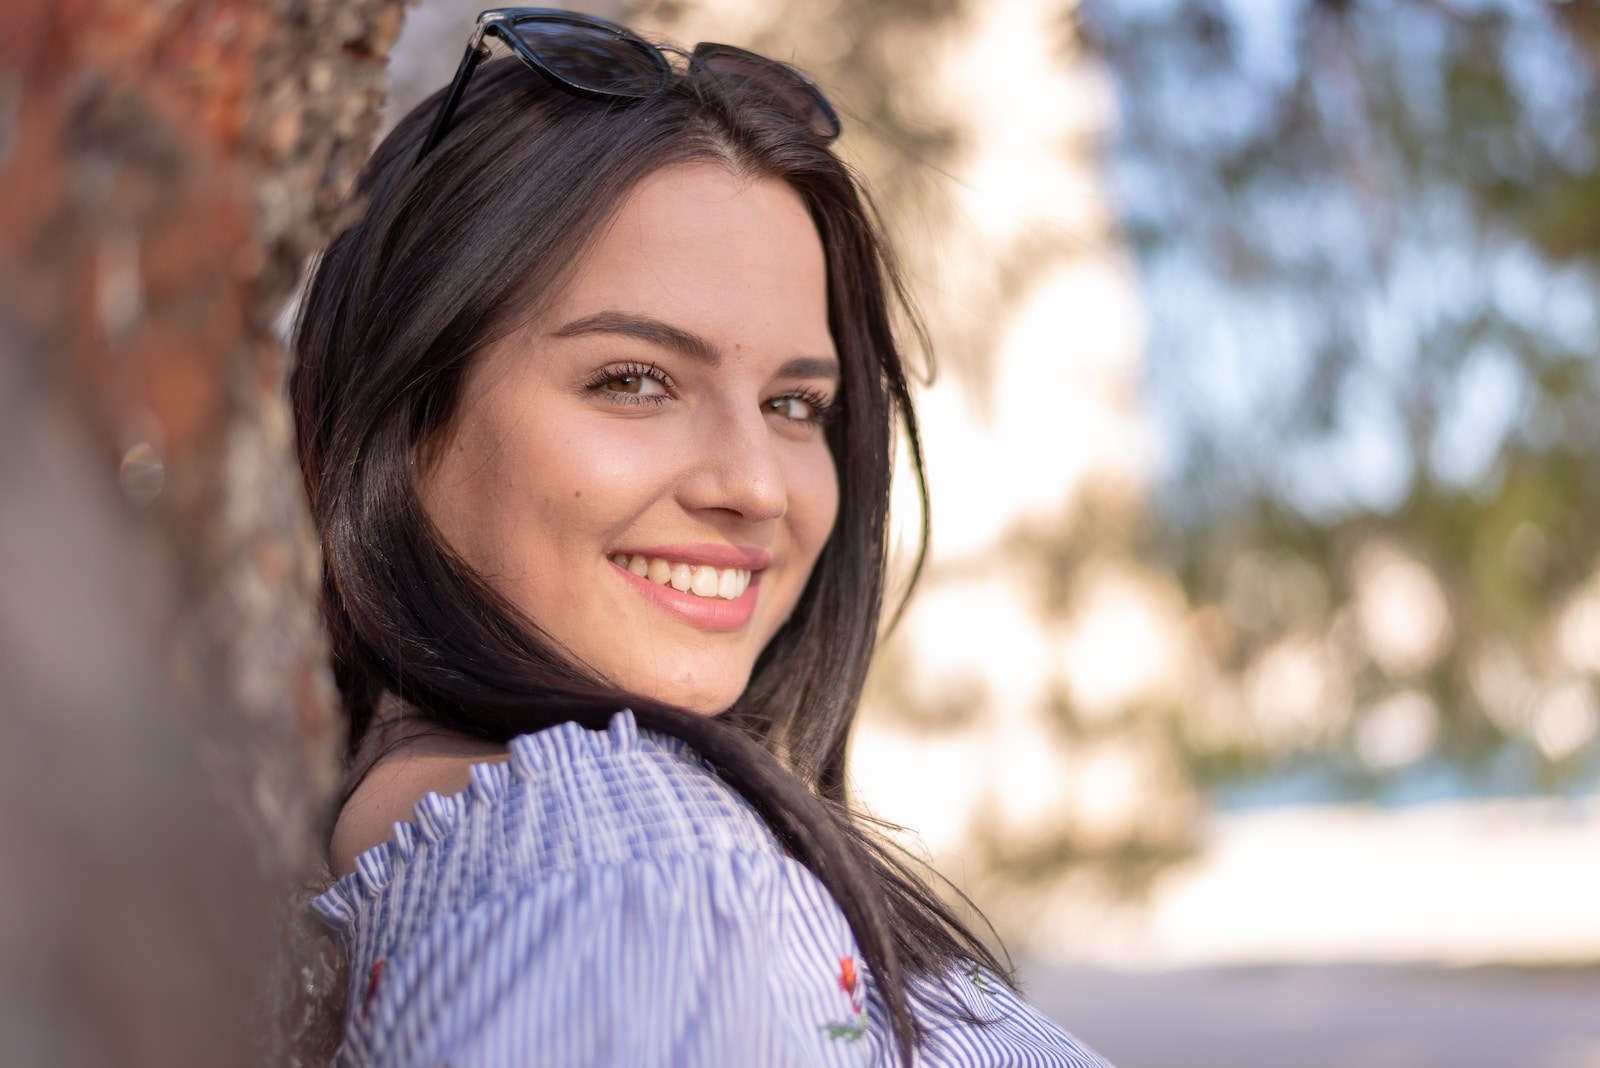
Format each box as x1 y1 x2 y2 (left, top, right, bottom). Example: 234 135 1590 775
413 40 489 169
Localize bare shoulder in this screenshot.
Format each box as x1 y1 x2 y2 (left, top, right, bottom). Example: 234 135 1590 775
330 729 512 876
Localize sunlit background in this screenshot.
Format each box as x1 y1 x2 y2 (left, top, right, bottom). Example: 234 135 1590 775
388 1 1600 1063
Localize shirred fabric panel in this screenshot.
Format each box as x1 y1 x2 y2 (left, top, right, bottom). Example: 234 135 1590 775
357 853 875 1067
313 712 1115 1067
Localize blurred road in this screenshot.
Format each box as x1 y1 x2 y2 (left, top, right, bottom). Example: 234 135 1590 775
1023 963 1600 1068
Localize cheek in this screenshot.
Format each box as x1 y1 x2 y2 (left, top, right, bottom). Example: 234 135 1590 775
545 422 678 518
515 417 699 581
788 443 840 565
422 408 604 573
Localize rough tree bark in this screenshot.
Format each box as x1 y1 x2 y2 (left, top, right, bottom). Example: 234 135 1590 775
0 1 405 1064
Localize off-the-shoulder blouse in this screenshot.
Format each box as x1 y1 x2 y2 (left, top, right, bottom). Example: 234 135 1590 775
313 710 1114 1067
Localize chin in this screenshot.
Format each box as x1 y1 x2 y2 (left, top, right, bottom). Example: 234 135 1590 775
667 686 744 717
635 670 750 717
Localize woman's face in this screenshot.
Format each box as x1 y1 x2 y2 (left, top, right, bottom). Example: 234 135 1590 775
419 162 841 713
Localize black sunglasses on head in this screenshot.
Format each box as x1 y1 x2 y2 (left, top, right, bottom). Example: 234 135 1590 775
413 7 843 169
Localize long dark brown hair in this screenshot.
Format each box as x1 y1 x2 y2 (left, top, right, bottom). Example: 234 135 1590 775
291 49 1007 1064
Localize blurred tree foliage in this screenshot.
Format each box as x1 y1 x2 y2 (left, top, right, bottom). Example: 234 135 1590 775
1076 0 1600 797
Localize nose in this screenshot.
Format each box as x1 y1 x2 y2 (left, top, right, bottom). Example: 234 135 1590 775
677 402 788 523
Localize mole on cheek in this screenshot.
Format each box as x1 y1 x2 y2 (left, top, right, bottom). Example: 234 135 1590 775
573 490 582 499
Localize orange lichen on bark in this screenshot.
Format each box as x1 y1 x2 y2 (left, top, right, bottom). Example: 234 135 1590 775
0 0 269 469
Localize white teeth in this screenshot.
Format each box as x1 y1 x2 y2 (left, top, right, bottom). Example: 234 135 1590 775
691 566 718 597
610 553 754 601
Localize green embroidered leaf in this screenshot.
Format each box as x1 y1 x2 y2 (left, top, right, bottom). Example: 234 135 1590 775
821 1014 869 1041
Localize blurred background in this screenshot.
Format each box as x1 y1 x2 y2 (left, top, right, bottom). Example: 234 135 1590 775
4 0 1596 1065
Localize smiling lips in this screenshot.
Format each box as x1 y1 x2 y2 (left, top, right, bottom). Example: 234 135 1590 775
608 553 752 600
606 547 767 632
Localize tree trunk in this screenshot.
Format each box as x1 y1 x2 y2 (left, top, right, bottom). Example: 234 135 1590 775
0 1 405 1064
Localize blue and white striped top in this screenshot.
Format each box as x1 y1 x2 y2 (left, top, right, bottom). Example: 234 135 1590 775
313 711 1114 1067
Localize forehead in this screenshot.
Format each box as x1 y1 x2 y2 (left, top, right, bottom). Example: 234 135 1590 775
546 162 834 356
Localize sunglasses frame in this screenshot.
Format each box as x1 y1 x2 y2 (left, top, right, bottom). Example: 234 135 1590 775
412 7 842 170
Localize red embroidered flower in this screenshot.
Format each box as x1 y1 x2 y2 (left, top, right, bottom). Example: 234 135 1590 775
822 955 868 1041
363 959 385 1019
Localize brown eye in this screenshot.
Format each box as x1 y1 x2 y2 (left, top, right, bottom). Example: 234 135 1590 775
765 392 832 424
592 367 669 399
766 396 814 420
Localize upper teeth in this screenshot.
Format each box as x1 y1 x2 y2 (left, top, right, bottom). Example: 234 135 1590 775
610 554 752 600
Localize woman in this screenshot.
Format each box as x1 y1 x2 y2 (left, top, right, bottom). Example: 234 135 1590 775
294 8 1112 1066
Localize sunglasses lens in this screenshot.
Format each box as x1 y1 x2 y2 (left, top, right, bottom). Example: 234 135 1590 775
511 19 668 97
697 49 841 140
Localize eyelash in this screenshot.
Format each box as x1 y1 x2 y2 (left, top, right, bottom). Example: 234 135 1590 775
583 362 839 427
770 386 838 427
582 362 673 405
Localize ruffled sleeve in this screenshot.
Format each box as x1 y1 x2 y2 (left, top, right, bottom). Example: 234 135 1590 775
360 848 888 1066
314 713 885 1067
312 711 1114 1067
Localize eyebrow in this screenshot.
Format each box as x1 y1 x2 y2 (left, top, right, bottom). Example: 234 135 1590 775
551 310 839 382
